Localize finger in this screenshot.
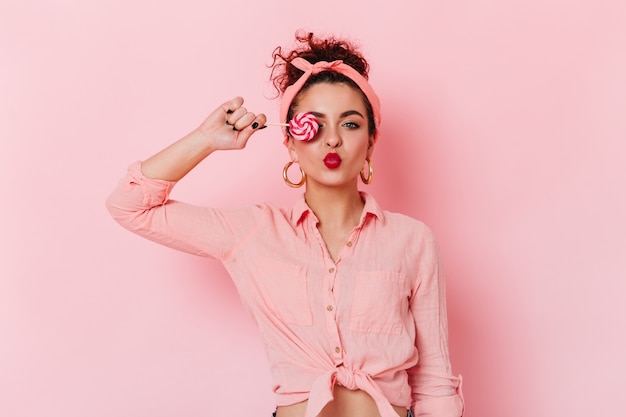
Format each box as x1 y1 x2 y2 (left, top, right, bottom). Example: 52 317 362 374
226 106 249 127
231 111 256 131
236 114 268 143
219 96 244 116
248 114 267 131
254 113 268 129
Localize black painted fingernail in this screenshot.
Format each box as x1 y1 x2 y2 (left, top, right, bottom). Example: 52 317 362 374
258 125 268 130
226 110 233 114
232 126 238 131
252 122 259 129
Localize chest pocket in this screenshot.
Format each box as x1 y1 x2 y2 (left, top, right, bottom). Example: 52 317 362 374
350 271 409 334
256 256 312 326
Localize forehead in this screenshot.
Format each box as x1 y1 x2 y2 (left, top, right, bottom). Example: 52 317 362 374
295 82 367 114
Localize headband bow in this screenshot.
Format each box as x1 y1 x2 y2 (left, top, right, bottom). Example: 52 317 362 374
279 57 381 143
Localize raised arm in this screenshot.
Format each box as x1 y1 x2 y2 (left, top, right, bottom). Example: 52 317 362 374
141 96 267 181
105 97 268 259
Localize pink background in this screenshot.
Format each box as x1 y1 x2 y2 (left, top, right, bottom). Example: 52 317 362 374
1 1 625 416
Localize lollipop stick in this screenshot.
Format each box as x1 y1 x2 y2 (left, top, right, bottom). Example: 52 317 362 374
263 122 289 127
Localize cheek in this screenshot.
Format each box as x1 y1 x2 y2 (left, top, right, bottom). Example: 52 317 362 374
290 141 316 164
356 135 374 156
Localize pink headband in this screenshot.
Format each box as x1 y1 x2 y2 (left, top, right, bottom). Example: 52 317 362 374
279 57 382 143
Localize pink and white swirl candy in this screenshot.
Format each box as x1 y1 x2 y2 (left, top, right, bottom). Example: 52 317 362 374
288 112 319 141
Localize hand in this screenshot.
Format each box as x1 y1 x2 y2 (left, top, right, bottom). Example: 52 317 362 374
197 96 267 151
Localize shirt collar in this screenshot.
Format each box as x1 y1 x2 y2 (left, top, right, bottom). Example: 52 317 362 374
289 192 385 226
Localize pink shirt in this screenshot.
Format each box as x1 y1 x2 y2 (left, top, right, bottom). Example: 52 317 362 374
106 162 464 417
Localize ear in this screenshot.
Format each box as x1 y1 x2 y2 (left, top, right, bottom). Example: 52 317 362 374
366 138 375 159
287 136 299 162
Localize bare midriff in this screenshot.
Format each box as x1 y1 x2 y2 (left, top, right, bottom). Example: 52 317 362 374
275 385 408 417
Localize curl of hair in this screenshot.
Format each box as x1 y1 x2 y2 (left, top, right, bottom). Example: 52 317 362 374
269 31 376 137
270 31 369 94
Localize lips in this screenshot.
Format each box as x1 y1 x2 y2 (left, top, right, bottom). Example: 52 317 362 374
323 153 342 169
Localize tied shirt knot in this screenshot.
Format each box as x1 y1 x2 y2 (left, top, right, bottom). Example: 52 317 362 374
305 365 400 417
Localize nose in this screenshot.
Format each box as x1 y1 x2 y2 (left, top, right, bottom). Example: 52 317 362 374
324 125 342 148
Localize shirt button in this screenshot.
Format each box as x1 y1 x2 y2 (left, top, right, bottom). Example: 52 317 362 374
346 241 353 247
335 346 341 354
328 267 335 273
327 305 334 311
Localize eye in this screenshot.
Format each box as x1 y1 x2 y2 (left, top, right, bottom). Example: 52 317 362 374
342 121 360 129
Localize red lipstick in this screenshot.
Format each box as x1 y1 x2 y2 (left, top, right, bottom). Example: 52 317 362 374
323 153 342 169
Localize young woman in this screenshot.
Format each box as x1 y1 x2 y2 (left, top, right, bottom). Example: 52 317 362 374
107 32 464 417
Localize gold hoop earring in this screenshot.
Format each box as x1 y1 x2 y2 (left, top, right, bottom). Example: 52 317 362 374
283 161 306 188
360 158 373 185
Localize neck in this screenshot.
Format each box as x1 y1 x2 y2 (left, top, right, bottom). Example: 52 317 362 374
304 182 365 229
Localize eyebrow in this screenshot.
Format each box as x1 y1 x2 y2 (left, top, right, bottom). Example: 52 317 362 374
310 110 365 119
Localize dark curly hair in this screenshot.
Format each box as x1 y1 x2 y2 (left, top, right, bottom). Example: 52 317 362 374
270 31 377 138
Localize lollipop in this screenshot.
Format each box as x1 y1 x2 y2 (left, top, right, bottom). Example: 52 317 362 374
264 112 319 142
288 112 319 141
